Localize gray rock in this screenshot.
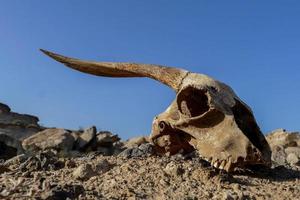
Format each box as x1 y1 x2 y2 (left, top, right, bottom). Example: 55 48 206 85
119 148 132 158
0 103 10 113
131 147 145 157
0 133 24 160
119 143 154 158
75 126 96 150
0 102 41 140
19 150 63 172
22 129 75 152
138 143 153 154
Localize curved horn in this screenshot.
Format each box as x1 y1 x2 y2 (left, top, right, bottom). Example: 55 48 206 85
40 49 188 91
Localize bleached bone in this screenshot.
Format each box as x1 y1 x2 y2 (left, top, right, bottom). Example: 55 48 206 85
41 49 271 172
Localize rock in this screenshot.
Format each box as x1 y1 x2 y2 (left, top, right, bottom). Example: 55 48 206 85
164 162 184 177
124 136 149 148
96 146 111 155
0 133 24 160
0 102 41 140
4 154 27 166
73 163 95 180
74 126 97 150
94 159 111 174
266 129 300 148
271 145 287 166
138 143 154 154
131 148 145 157
285 147 300 156
119 143 154 158
19 150 63 172
0 103 10 113
266 130 300 167
286 153 300 166
86 131 122 155
96 131 120 146
111 141 125 155
22 128 75 152
119 148 132 158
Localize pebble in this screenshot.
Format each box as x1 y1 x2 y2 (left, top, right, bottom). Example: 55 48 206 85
164 162 184 177
73 163 95 180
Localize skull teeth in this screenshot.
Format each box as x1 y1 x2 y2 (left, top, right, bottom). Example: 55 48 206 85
205 157 234 172
224 158 233 172
213 161 220 168
219 160 226 170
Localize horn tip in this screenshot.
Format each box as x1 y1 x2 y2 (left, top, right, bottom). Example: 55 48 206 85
40 49 67 63
40 49 54 57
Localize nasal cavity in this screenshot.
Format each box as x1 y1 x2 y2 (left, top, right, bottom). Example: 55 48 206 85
177 87 209 117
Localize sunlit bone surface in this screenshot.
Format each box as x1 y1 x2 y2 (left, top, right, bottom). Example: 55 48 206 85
41 49 271 172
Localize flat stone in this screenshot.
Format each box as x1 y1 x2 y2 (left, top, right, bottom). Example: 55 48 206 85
22 129 75 152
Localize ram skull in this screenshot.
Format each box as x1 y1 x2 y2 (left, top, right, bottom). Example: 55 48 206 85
41 49 271 172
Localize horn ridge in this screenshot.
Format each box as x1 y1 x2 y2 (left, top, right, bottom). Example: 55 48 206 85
40 49 188 91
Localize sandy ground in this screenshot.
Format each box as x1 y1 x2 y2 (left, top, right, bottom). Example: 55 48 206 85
0 151 299 200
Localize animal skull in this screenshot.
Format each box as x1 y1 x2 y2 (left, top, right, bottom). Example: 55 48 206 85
41 49 271 171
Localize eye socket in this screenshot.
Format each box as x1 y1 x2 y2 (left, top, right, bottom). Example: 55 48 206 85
177 87 209 117
159 121 167 131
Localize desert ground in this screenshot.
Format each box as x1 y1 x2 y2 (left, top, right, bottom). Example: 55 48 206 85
1 102 300 199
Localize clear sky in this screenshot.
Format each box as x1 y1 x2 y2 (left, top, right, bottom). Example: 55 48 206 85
0 1 299 139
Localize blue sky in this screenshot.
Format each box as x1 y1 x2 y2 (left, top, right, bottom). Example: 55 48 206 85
0 1 299 139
